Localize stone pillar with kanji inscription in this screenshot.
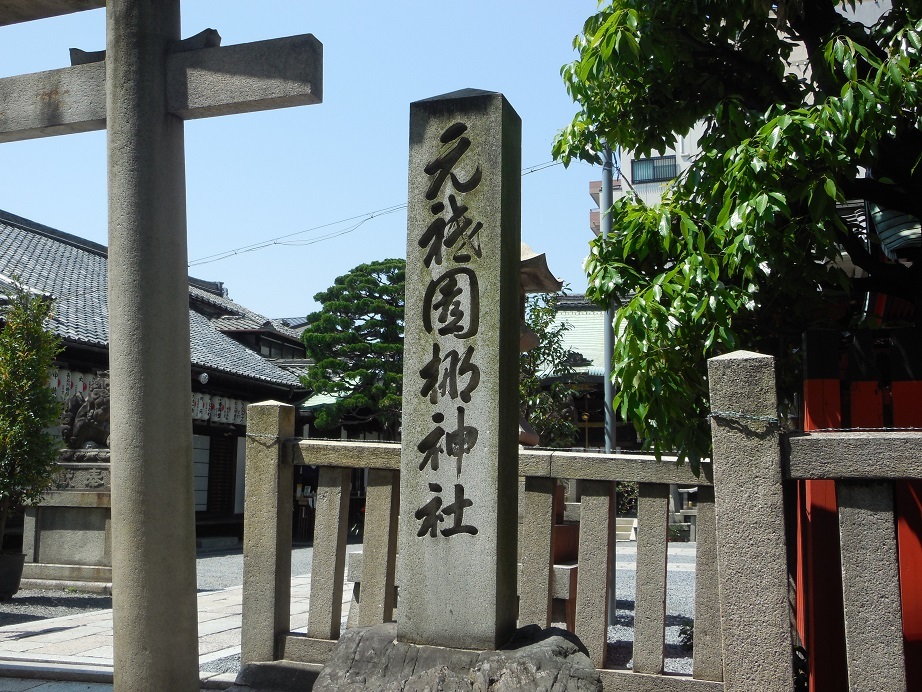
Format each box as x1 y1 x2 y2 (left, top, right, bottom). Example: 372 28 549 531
398 90 521 650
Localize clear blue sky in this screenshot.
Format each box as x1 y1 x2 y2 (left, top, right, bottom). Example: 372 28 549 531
0 1 600 318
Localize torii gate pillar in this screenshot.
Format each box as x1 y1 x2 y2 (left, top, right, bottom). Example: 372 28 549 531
1 1 321 686
106 2 198 689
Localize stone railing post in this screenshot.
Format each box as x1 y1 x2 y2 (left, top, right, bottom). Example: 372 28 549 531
357 468 400 626
241 401 294 664
518 474 556 629
574 479 615 667
707 351 794 692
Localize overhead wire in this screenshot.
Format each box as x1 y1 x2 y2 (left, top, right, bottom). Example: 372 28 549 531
187 204 407 268
186 160 565 268
30 158 569 307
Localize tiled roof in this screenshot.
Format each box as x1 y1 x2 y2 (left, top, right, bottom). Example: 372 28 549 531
0 209 303 389
189 312 302 387
273 317 309 334
557 294 601 311
189 284 302 341
0 211 109 347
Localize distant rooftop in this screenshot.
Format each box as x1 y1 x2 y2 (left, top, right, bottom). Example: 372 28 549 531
0 209 304 389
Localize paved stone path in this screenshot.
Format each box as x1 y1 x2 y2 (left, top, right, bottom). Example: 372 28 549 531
0 575 353 690
0 542 697 689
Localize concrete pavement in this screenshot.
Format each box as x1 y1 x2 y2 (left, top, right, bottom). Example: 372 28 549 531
0 574 354 691
0 542 698 689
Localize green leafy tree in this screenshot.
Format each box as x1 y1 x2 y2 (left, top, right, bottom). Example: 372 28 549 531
554 1 922 464
301 259 405 441
520 291 580 448
0 282 63 549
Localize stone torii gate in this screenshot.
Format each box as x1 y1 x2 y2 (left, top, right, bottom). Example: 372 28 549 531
0 2 321 690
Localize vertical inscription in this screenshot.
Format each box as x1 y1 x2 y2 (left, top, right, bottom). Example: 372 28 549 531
414 122 483 538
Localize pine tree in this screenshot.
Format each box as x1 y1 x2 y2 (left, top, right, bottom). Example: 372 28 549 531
301 259 405 441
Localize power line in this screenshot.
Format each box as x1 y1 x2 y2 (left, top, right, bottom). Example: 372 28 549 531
186 159 567 268
187 204 407 268
30 159 569 310
522 160 561 176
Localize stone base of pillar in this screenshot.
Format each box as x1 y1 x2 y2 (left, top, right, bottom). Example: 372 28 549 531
307 623 602 692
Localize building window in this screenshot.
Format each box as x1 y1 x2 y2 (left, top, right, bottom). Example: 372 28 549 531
257 336 304 359
631 155 677 184
259 337 283 358
193 434 210 511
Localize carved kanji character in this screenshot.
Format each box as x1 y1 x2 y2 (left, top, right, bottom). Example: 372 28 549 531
417 412 446 471
422 268 480 340
441 483 477 537
415 482 444 537
419 344 480 404
445 406 478 476
424 122 482 201
418 194 483 268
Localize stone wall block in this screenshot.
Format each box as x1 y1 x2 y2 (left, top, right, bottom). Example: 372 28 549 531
307 466 351 640
574 479 615 667
692 485 723 681
518 476 555 629
358 468 400 627
633 483 669 674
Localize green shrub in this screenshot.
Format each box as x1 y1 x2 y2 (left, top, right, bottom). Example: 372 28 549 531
0 281 62 550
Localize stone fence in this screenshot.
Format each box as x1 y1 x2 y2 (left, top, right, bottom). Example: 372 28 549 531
240 351 918 692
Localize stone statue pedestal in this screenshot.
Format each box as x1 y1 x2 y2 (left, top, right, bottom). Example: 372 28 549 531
21 449 112 593
304 623 601 692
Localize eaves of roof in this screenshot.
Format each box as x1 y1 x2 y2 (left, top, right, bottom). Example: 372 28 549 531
0 209 305 391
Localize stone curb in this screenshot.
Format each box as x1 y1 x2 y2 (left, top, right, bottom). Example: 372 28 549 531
0 660 113 684
0 661 237 690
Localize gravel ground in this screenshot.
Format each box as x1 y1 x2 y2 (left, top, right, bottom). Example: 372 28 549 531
200 654 241 675
1 541 698 676
0 590 112 629
606 562 695 673
0 545 322 629
195 544 321 592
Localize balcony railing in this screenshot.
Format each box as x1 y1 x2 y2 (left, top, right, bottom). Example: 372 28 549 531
631 155 678 184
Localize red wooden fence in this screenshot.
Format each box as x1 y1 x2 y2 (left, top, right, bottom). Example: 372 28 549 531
799 328 922 690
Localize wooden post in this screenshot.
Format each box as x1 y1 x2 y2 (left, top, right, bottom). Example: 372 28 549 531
798 329 847 692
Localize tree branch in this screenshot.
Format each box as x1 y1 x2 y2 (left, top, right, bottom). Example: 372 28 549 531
841 177 922 218
832 218 916 300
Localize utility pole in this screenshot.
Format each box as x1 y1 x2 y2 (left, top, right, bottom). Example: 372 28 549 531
601 146 619 628
601 146 617 454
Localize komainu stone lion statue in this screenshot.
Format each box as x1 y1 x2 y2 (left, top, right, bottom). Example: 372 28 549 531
61 373 110 449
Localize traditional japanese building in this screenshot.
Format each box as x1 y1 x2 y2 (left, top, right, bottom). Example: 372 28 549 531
0 209 308 568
